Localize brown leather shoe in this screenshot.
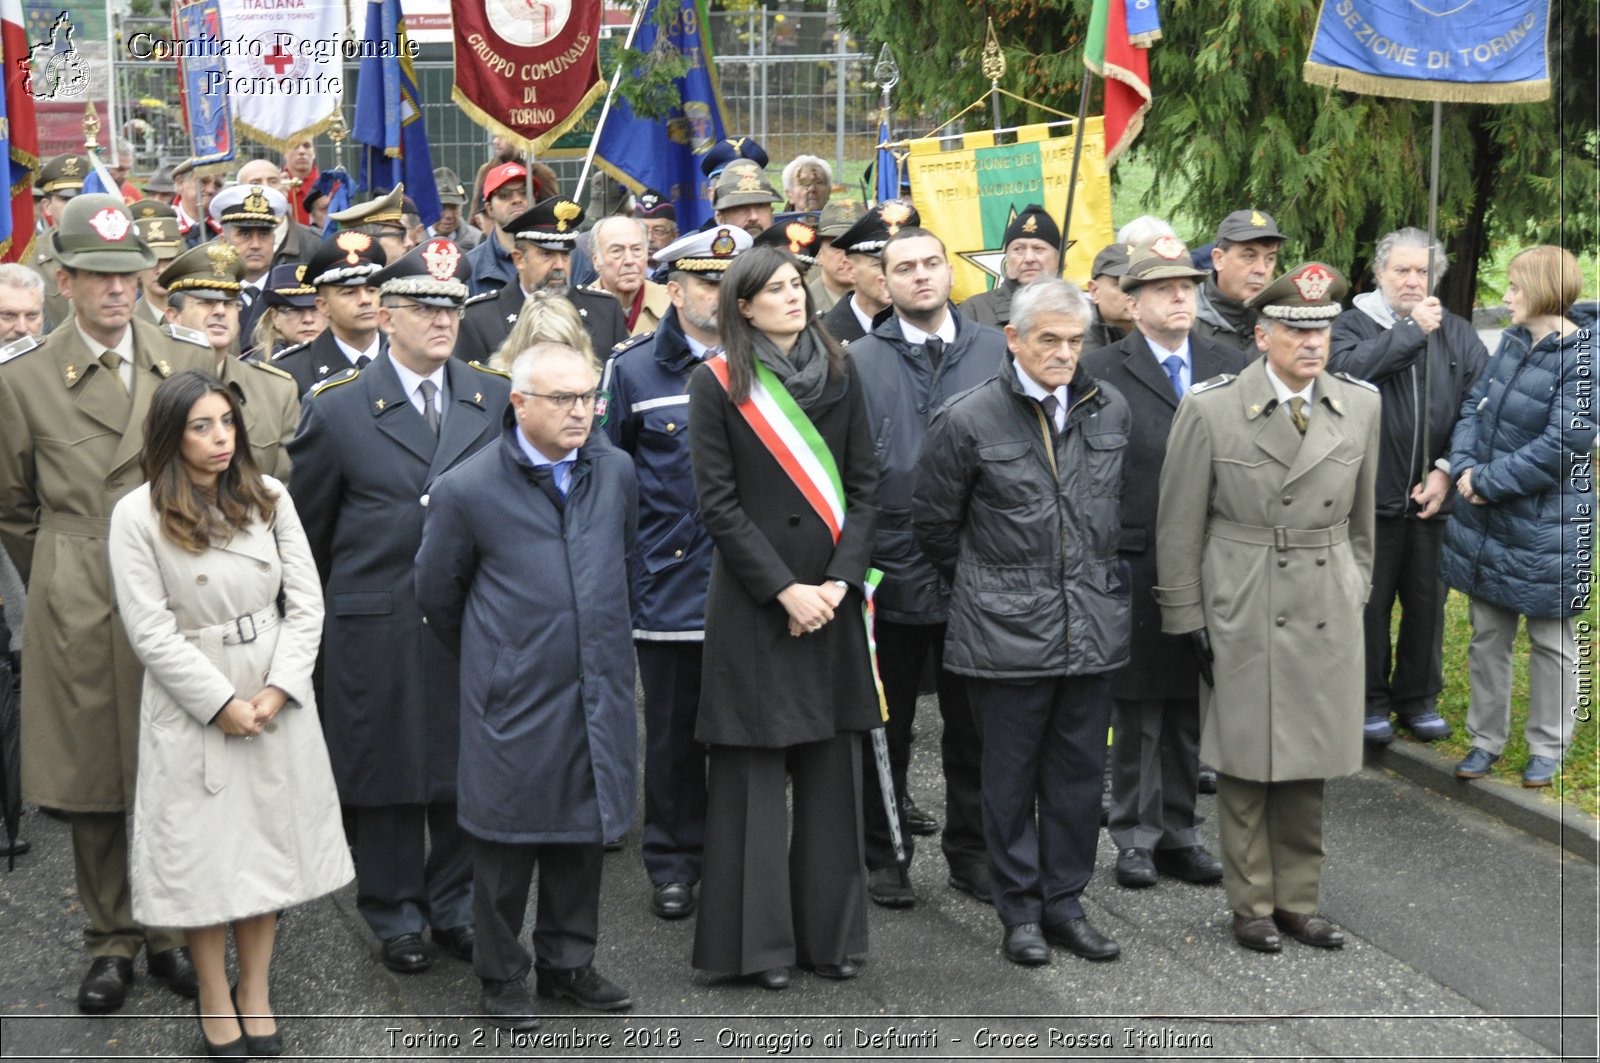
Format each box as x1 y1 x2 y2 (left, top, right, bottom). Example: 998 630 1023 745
1231 915 1282 953
1273 909 1346 949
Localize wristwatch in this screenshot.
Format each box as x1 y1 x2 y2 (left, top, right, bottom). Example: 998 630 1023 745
830 579 848 591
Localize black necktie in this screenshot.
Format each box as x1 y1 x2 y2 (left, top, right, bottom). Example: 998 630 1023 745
355 355 372 369
1040 395 1060 439
924 337 944 369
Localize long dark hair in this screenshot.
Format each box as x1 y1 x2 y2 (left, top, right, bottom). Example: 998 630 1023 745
141 369 277 554
716 245 846 404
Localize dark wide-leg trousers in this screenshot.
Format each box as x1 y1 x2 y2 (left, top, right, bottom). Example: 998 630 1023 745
353 803 473 941
1364 514 1447 718
692 735 867 976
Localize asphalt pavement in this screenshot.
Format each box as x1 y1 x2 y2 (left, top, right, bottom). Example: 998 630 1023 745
1 683 1595 1062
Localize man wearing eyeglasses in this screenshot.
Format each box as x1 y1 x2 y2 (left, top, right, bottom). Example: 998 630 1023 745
288 238 511 978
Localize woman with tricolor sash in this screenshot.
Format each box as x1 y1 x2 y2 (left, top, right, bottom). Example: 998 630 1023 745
686 245 881 990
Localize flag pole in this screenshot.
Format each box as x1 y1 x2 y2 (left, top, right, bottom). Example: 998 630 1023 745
1420 99 1442 488
575 1 649 206
1059 71 1092 268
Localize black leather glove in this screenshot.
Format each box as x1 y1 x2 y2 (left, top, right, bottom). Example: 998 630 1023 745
1189 628 1215 688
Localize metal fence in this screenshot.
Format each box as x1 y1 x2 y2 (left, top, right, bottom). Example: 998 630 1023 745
107 8 886 209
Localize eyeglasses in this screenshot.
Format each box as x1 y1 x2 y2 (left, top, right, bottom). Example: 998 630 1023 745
388 301 463 320
518 389 599 410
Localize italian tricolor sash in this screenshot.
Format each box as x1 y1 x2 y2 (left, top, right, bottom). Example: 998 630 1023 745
707 354 890 722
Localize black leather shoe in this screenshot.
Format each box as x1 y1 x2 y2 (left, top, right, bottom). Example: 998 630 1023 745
651 882 695 920
802 959 859 980
482 974 541 1031
195 996 246 1057
867 866 915 908
1002 923 1050 966
947 862 993 903
1273 909 1346 949
1232 915 1282 953
749 967 790 990
903 799 939 836
433 925 474 962
380 933 433 974
1154 845 1224 884
1115 847 1157 888
535 965 632 1011
1043 917 1120 961
78 956 133 1014
0 837 29 858
148 946 199 998
1197 767 1218 794
231 986 283 1056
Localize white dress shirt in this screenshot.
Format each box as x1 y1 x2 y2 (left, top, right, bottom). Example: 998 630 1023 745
1146 334 1193 394
1263 362 1316 423
390 358 448 421
333 334 381 368
78 323 134 392
1014 363 1068 433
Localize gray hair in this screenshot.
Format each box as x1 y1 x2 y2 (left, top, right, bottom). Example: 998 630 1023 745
510 340 596 394
0 263 44 296
781 154 832 193
1373 226 1447 282
1010 278 1089 339
591 214 648 248
1117 215 1175 245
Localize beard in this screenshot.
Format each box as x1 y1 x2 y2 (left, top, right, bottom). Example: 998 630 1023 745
680 303 718 335
532 270 569 294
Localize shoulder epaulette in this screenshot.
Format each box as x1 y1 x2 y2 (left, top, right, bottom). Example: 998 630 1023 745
1333 371 1379 393
246 359 296 383
0 334 40 364
1190 374 1237 394
163 323 210 348
610 332 651 357
309 367 359 396
272 341 310 361
464 291 498 307
467 360 510 379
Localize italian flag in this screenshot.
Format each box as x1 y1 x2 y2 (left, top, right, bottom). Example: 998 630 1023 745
1084 0 1158 165
0 0 38 262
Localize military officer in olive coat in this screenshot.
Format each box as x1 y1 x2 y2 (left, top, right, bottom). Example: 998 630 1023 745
0 195 214 1012
1155 263 1379 956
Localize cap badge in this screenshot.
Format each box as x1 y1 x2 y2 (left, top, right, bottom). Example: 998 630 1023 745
148 220 170 240
62 157 82 177
87 208 130 242
553 200 582 233
881 201 911 234
784 222 814 256
242 187 271 216
1151 235 1186 261
294 264 307 282
1021 215 1038 234
206 242 239 275
730 137 746 151
735 171 762 192
135 204 157 218
336 230 372 265
422 239 461 280
1250 210 1267 227
1291 264 1335 302
711 228 736 256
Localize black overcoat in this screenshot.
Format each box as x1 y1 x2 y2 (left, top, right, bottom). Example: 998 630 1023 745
687 354 881 748
1081 330 1248 700
286 354 511 805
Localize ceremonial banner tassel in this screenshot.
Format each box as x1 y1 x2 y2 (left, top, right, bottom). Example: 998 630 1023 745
1303 0 1552 103
1 0 40 262
452 0 605 153
353 0 440 227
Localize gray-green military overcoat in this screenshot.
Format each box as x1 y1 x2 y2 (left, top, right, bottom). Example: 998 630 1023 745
0 317 213 811
1154 359 1380 783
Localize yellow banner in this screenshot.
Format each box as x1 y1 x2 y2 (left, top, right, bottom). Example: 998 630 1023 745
907 117 1114 303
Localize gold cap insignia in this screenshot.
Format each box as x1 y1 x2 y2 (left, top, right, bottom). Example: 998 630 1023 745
711 228 736 256
735 171 763 193
1250 210 1267 227
135 203 157 218
730 137 746 151
784 222 815 256
242 186 272 216
421 239 461 280
88 208 131 242
553 200 582 233
881 201 911 234
294 264 307 282
1021 215 1038 234
62 157 81 177
148 220 171 240
1291 263 1335 302
1151 235 1186 261
336 230 372 265
206 242 239 275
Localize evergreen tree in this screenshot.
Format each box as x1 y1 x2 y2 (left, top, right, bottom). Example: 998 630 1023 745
837 0 1597 312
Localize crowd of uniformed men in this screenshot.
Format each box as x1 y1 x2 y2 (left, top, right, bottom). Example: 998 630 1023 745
0 128 1556 1032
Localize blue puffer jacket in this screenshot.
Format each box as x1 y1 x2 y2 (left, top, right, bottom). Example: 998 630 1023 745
1440 303 1597 618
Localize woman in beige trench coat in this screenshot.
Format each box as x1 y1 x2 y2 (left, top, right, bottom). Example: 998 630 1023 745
110 370 351 1057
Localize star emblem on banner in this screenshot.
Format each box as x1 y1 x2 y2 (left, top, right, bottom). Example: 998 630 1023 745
957 207 1076 287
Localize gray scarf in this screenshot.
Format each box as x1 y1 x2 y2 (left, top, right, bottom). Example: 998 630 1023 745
752 328 830 411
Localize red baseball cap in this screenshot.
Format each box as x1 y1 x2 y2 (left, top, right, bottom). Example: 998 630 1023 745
482 162 529 200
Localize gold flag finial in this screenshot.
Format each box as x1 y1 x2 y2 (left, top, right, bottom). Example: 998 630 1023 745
981 18 1006 84
326 111 349 147
82 102 101 152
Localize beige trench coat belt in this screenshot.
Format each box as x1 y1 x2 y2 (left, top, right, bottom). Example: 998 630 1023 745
180 603 282 794
1208 519 1350 552
39 511 112 537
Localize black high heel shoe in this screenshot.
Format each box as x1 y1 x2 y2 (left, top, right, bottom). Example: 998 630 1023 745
232 985 284 1057
194 995 246 1057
